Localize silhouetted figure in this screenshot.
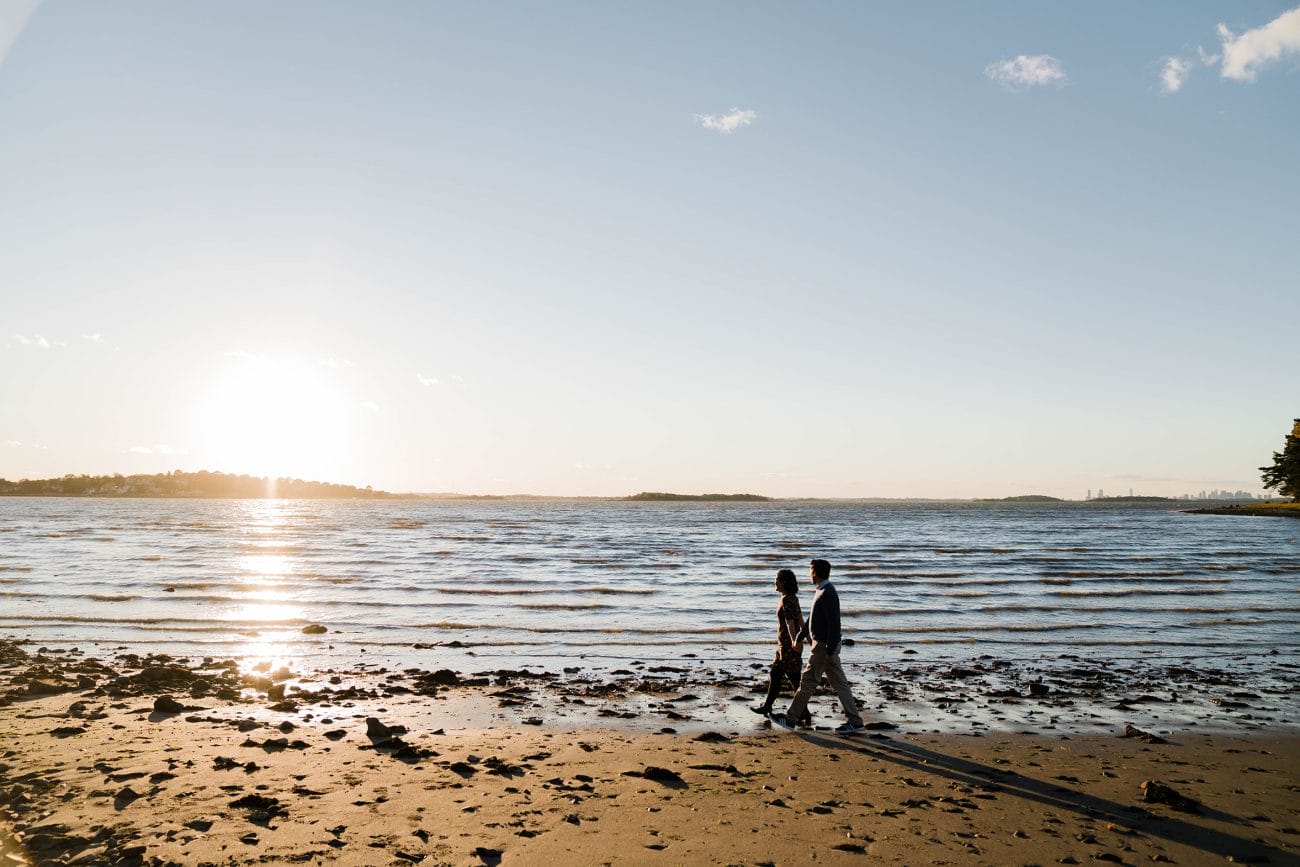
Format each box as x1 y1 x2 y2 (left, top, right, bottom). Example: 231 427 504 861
750 569 812 725
771 559 866 735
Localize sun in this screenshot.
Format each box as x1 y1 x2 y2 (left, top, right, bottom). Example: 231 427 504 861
190 354 356 481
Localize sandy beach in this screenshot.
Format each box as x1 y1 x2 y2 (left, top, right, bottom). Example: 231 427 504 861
2 641 1297 866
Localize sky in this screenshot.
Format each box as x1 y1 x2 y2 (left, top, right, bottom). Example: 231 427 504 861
1 1 1297 499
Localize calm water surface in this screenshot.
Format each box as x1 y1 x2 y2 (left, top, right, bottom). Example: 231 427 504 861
1 499 1296 677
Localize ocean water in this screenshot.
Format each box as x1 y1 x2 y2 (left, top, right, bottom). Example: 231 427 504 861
1 498 1297 678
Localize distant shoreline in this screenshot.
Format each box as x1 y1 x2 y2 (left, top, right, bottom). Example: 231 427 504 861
1183 503 1300 519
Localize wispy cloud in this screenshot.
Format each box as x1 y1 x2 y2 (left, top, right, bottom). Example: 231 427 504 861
360 401 380 412
5 439 48 450
1159 56 1193 93
694 108 758 134
984 54 1068 91
82 333 103 344
13 333 51 349
128 444 187 455
416 373 439 387
318 357 355 369
1217 5 1300 82
0 0 41 70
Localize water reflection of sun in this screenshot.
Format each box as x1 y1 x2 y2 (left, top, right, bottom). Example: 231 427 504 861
231 502 304 674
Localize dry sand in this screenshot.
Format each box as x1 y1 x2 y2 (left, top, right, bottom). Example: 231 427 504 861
3 690 1298 866
2 640 1298 865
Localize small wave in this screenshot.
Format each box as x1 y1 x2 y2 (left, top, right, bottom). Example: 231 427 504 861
416 620 746 635
519 603 615 611
1040 569 1189 578
88 593 136 602
1050 588 1225 598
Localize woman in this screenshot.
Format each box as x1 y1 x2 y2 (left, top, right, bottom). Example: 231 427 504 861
751 568 812 724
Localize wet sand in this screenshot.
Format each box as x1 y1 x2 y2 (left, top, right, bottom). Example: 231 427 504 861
1 640 1297 865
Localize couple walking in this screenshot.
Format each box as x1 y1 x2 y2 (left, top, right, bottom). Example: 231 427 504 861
752 558 867 736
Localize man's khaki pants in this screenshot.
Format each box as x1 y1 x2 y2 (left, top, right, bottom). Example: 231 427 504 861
784 641 863 726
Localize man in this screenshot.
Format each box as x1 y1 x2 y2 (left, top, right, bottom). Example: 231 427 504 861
770 559 866 735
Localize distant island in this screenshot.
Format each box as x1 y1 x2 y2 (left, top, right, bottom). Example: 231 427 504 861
625 492 772 502
0 471 396 499
1184 503 1300 520
977 495 1063 503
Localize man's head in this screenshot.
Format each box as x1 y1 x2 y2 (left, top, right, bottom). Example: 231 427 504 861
809 559 831 585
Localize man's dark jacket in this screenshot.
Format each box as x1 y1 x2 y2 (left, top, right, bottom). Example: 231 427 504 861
806 580 842 653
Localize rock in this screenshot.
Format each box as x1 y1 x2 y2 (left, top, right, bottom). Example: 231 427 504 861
26 679 69 695
693 731 732 743
301 624 328 635
641 766 685 785
1141 780 1200 813
153 695 186 713
1028 681 1051 697
136 665 192 685
1123 724 1169 745
229 793 287 825
366 717 394 739
184 819 213 832
266 683 286 702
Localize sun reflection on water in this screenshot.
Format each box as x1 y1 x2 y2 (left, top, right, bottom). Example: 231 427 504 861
230 500 305 676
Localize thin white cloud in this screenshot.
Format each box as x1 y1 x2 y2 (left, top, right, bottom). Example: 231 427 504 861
360 401 380 412
0 0 41 69
1159 56 1193 92
694 108 758 134
82 333 103 343
984 54 1068 90
13 333 51 348
1217 5 1300 81
6 439 49 450
318 357 355 369
416 373 439 387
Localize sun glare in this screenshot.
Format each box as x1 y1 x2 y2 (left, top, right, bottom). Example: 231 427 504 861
191 355 356 481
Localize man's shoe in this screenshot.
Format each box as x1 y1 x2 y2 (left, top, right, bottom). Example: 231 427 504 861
796 715 813 729
749 704 771 716
835 721 867 736
769 712 795 730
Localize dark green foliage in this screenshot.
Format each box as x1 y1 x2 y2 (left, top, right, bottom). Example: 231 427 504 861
1260 418 1300 502
0 470 393 499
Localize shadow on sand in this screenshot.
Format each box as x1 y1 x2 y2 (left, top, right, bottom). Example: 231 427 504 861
795 731 1288 864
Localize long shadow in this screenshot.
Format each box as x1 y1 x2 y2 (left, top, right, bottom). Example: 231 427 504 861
792 731 1290 865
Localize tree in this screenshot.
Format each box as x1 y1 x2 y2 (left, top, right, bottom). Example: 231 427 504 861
1260 418 1300 502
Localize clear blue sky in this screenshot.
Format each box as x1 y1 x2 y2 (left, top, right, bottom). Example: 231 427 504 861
2 2 1297 497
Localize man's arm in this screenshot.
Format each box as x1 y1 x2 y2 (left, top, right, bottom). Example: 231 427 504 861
824 585 842 651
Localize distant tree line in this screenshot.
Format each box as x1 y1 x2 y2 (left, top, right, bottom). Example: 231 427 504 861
625 492 771 502
0 470 395 499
